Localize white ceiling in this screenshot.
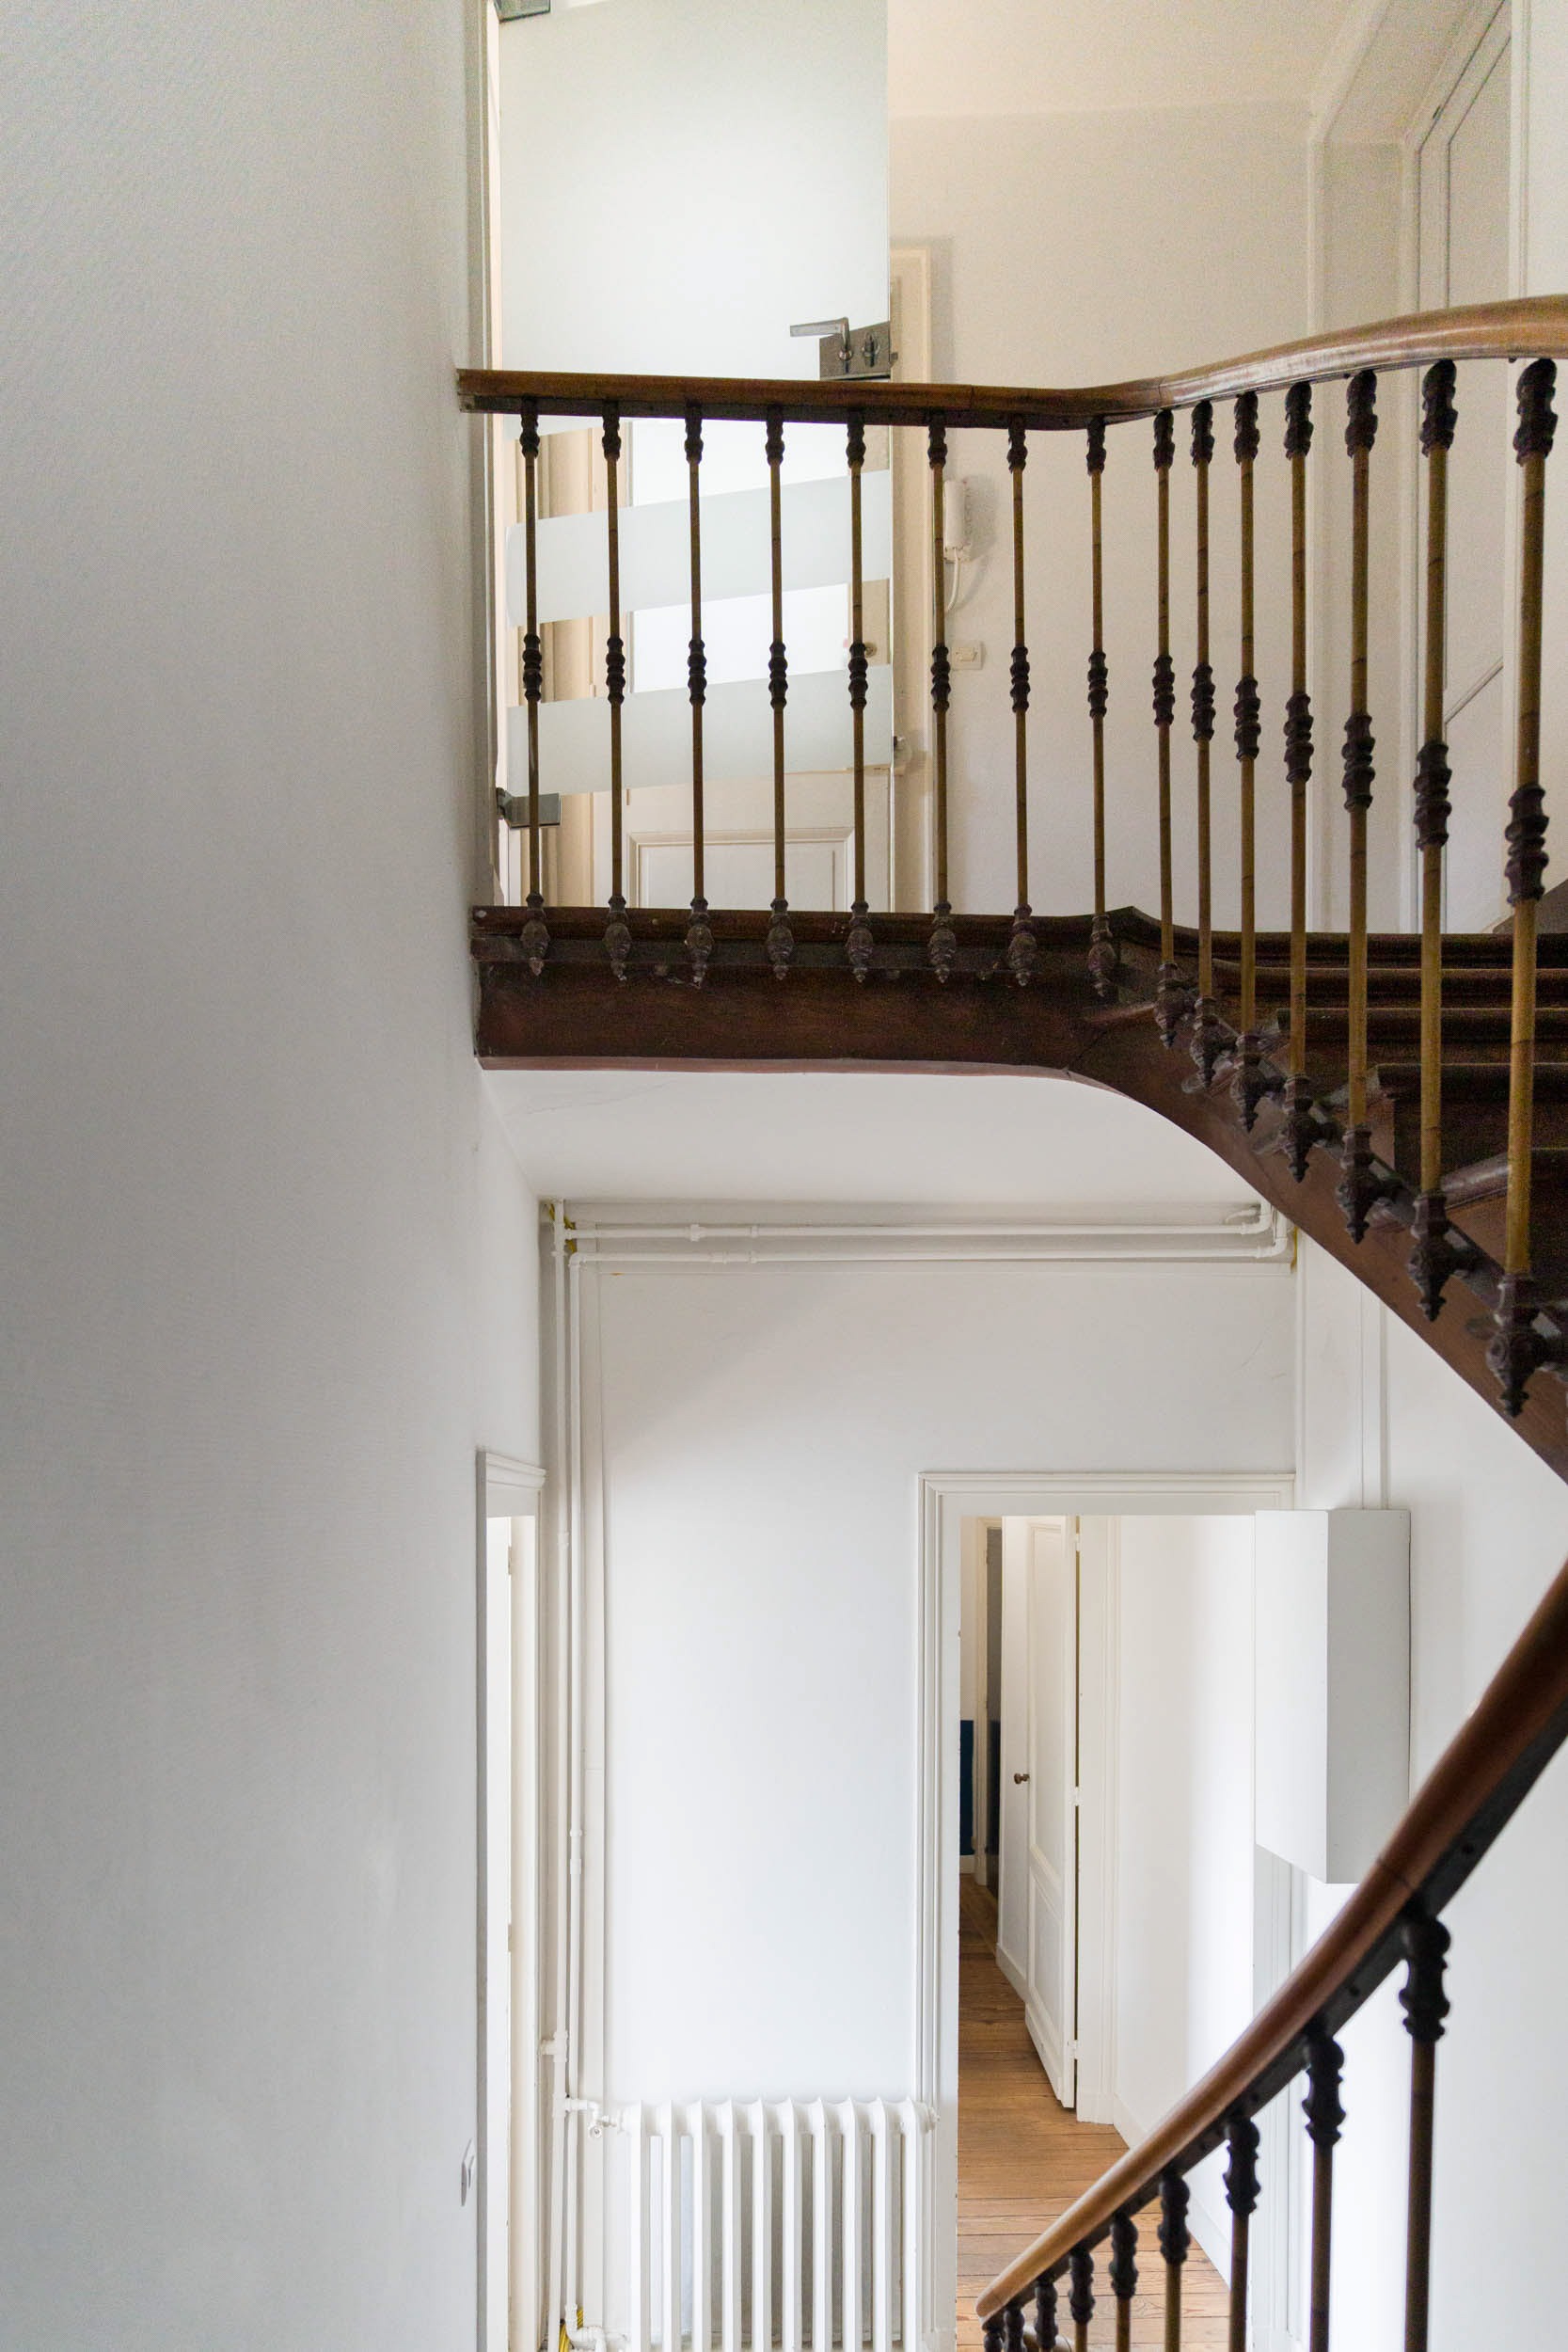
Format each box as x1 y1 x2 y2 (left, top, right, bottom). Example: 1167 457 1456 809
486 1068 1259 1209
889 0 1362 118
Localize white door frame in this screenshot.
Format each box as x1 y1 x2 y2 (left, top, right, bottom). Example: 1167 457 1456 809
916 1469 1293 2352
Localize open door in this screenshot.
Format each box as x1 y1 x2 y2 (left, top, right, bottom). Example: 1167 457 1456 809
998 1518 1078 2107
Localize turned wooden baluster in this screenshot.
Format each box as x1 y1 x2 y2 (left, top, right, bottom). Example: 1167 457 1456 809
1087 418 1115 993
1337 370 1391 1237
1281 381 1317 1175
1303 2028 1344 2352
602 406 631 981
1003 2294 1026 2352
1158 2169 1190 2352
1069 2245 1095 2352
766 410 793 979
847 416 876 980
1153 407 1183 1041
1408 362 1464 1315
1034 2269 1059 2352
1007 421 1037 985
1232 391 1266 1126
982 2312 1004 2352
1400 1914 1449 2352
1489 358 1560 1414
1189 402 1223 1083
685 408 713 984
929 419 958 980
1109 2210 1137 2352
1223 2112 1259 2352
517 405 549 977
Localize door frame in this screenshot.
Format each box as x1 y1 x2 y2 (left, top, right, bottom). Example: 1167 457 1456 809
916 1470 1293 2352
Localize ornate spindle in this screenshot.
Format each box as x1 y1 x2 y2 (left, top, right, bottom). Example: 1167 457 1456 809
929 419 957 980
1087 418 1115 993
847 416 875 981
1007 421 1037 986
602 407 630 982
1158 2170 1190 2352
1338 369 1393 1237
1409 362 1465 1314
1303 2028 1344 2352
1109 2211 1137 2352
1190 402 1224 1083
1489 358 1560 1413
1223 2112 1259 2352
1034 2271 1059 2352
1153 407 1184 1041
982 2314 1005 2352
518 405 548 977
1400 1913 1450 2352
685 408 712 985
1003 2296 1026 2352
765 411 793 980
1232 391 1268 1127
1068 2245 1095 2352
1281 382 1317 1174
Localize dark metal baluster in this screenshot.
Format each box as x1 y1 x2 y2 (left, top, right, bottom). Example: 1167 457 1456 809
602 406 630 981
518 404 549 977
1232 391 1265 1126
1409 362 1463 1315
1282 381 1317 1174
1490 358 1560 1412
1158 2169 1189 2352
1069 2245 1095 2352
1153 408 1182 1041
1034 2270 1059 2352
929 419 957 979
847 416 875 980
685 408 712 984
1400 1914 1450 2352
1109 2211 1137 2352
766 410 793 979
1190 403 1222 1083
1004 2295 1026 2352
1303 2028 1344 2352
1223 2112 1259 2352
1338 369 1386 1237
1087 419 1115 993
1007 420 1037 985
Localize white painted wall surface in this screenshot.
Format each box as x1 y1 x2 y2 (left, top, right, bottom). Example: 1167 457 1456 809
1113 1517 1258 2274
0 5 539 2344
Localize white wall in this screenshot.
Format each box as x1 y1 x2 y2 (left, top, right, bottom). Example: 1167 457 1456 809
1114 1516 1258 2269
0 4 539 2344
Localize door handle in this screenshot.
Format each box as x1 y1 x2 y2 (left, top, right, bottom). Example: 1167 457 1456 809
1013 1772 1030 1784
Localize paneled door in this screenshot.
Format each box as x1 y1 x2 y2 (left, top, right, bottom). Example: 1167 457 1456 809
998 1518 1079 2107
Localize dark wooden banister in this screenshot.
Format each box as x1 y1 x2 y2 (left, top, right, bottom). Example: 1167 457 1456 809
459 294 1568 428
974 1534 1568 2319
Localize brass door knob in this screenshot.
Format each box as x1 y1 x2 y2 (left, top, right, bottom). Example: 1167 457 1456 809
1013 1771 1030 1784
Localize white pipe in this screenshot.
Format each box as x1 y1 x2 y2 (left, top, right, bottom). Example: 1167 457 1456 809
567 1243 1286 1267
546 1201 573 2352
570 1210 1275 1242
564 1237 588 2329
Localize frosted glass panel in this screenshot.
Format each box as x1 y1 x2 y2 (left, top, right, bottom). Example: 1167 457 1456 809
508 666 893 796
633 585 848 692
630 418 851 502
511 472 890 627
638 837 844 913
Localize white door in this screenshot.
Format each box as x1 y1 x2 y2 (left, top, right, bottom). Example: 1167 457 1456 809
1416 7 1513 930
998 1518 1079 2107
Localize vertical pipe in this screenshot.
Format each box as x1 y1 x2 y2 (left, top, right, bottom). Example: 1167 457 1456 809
1087 419 1115 993
518 405 549 976
1190 402 1220 1082
766 412 793 979
1233 391 1264 1127
1153 407 1181 1041
870 2105 891 2352
1399 1915 1450 2352
752 2101 772 2352
847 417 875 981
685 408 712 984
1223 2113 1260 2352
662 2103 681 2352
1490 358 1560 1413
1109 2210 1138 2352
1069 2245 1094 2352
1409 362 1460 1317
1158 2169 1190 2352
839 2102 862 2352
780 2106 800 2352
897 2102 922 2352
928 420 957 979
1007 420 1037 984
1303 2030 1344 2352
809 2101 830 2352
602 406 630 980
721 2105 739 2352
691 2106 711 2352
1282 381 1317 1176
628 2106 648 2352
1338 369 1383 1237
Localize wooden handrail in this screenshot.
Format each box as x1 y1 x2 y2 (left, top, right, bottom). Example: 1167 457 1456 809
974 1535 1568 2318
458 296 1568 431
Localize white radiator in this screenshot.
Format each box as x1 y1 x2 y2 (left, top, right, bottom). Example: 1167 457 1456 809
615 2098 931 2352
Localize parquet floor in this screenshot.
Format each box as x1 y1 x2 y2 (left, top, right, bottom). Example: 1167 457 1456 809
956 1878 1229 2350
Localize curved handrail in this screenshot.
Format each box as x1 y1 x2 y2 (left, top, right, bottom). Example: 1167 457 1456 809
458 295 1568 430
974 1536 1568 2318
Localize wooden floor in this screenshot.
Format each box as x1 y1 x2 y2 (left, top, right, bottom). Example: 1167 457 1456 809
957 1878 1229 2349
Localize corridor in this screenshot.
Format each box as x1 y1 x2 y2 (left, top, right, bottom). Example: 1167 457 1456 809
957 1880 1229 2349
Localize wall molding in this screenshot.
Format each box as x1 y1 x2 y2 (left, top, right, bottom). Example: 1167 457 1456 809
482 1449 546 1518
